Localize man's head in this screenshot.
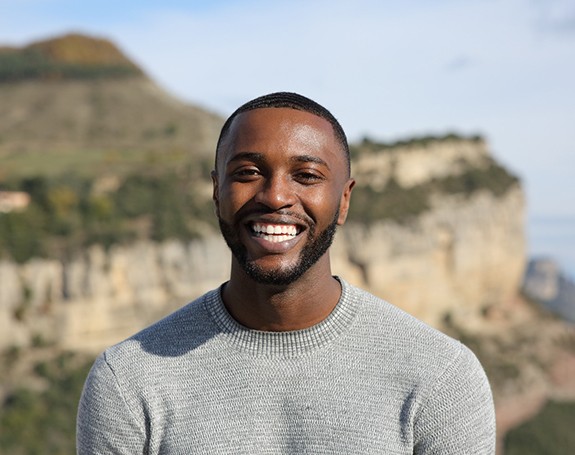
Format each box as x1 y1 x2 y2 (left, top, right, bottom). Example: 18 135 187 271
212 92 354 286
215 92 350 177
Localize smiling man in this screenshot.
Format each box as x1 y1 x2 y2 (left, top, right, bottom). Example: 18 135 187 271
77 92 496 454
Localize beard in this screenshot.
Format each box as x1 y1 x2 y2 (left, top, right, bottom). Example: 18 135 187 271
218 211 339 286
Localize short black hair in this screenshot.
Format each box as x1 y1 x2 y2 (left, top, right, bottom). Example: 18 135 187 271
215 92 350 175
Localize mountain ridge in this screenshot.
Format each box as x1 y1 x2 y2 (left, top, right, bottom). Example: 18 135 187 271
0 33 143 82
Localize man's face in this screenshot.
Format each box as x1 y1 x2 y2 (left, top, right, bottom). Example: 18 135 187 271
212 108 354 285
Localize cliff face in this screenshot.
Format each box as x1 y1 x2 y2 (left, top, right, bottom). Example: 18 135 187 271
335 187 525 327
341 137 525 327
0 238 229 351
352 136 489 189
523 258 575 323
0 137 527 352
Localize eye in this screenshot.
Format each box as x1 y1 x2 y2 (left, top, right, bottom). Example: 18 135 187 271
294 170 324 184
232 167 261 181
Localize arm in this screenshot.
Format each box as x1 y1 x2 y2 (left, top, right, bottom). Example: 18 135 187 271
77 354 147 455
413 344 496 454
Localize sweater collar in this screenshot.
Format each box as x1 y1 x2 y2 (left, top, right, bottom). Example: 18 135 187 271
203 277 358 357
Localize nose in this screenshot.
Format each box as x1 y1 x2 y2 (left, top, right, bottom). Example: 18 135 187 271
254 175 296 210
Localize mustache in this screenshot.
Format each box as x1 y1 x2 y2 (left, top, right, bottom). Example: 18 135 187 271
232 206 314 226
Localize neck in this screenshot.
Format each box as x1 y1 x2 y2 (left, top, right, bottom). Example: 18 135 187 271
222 256 342 331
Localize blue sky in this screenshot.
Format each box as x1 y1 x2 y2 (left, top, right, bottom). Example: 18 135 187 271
1 0 574 276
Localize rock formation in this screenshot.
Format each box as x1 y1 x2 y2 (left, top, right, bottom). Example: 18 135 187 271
0 136 527 352
523 258 575 323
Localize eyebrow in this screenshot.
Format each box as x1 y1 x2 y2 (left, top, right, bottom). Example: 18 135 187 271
227 152 329 169
227 152 264 165
290 155 329 169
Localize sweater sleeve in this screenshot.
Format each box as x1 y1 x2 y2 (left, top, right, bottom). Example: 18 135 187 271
413 344 496 454
76 353 147 455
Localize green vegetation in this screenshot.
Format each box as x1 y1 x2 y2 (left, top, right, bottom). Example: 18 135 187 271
504 401 575 454
0 138 519 257
0 147 194 180
435 160 520 198
348 178 430 224
0 33 142 83
0 351 95 455
350 132 483 158
347 161 519 224
0 48 140 82
0 171 215 263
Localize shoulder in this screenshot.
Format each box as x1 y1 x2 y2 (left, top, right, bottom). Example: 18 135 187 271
341 281 495 451
103 288 221 372
341 280 489 390
343 281 463 357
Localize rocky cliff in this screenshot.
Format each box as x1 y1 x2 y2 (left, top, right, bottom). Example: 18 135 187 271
0 136 527 352
523 258 575 323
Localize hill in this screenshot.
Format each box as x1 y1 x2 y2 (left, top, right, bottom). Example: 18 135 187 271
0 33 223 179
0 33 142 82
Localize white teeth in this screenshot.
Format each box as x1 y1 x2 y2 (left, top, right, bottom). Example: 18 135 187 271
252 223 298 242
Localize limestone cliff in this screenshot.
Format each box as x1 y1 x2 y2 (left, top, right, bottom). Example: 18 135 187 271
0 136 526 351
339 136 525 327
334 187 525 327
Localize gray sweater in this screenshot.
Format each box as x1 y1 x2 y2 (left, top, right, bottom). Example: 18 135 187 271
77 279 495 454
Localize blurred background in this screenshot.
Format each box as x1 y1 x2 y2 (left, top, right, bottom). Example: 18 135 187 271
0 1 574 454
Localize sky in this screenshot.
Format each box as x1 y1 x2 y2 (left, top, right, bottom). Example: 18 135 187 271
1 0 574 277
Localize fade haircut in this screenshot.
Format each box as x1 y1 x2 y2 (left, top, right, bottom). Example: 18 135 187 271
215 92 350 176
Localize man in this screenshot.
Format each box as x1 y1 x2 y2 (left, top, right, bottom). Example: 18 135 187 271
77 92 496 454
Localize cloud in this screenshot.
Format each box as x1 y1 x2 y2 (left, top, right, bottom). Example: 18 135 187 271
444 56 473 72
532 0 575 34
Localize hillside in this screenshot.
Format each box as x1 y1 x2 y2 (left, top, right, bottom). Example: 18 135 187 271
0 33 142 82
0 33 223 178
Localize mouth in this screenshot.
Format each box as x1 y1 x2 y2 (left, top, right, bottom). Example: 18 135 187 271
249 222 302 243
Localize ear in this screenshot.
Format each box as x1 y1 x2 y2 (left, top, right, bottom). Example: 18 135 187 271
337 178 355 225
211 170 220 217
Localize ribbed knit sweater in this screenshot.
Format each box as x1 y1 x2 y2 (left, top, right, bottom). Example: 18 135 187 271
77 279 496 454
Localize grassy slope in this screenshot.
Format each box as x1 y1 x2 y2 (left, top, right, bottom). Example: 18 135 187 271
0 78 222 180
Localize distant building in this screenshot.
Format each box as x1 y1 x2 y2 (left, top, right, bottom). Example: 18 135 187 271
0 191 31 213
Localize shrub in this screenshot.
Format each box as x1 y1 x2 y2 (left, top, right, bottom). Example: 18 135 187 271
504 401 575 454
0 352 95 454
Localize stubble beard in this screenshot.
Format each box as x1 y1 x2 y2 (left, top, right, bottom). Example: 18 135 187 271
218 211 339 286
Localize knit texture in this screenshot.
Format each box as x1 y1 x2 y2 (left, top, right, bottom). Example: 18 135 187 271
77 279 496 454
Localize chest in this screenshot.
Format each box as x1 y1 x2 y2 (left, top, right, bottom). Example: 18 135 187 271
142 356 418 454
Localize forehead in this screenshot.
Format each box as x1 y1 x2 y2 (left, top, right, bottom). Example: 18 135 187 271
217 107 346 170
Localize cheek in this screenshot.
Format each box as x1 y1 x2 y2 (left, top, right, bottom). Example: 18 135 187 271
303 190 340 222
218 183 255 218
